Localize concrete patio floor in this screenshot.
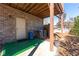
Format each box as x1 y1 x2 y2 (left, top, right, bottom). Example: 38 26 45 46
17 40 59 56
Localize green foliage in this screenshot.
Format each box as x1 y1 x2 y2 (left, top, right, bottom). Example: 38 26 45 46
70 16 79 36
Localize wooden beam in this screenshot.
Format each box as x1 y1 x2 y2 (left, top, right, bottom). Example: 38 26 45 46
55 3 62 14
23 4 30 10
29 4 40 12
58 3 64 13
36 4 47 11
32 7 49 17
25 4 36 12
29 5 49 16
18 3 25 9
37 6 49 14
7 3 18 8
36 9 49 16
49 3 54 51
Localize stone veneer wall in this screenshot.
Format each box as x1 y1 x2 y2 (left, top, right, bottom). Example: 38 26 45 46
0 4 43 43
0 16 16 44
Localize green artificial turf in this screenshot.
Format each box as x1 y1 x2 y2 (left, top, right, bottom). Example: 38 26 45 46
2 38 43 56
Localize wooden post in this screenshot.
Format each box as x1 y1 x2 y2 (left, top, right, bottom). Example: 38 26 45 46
61 4 64 39
49 3 54 51
61 13 64 39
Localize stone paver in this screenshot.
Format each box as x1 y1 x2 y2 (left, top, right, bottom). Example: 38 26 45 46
33 40 58 56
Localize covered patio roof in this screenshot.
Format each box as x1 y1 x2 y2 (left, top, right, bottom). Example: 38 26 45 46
4 3 63 18
1 3 64 51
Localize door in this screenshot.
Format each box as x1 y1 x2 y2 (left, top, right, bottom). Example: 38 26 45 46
16 18 26 40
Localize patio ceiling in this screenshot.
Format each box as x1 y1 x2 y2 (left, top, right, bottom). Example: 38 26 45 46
4 3 63 18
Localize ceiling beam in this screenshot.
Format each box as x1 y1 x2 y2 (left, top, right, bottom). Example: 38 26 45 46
23 4 30 10
28 4 40 13
25 4 36 12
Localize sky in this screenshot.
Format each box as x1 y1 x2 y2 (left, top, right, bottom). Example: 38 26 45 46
44 3 79 25
64 3 79 20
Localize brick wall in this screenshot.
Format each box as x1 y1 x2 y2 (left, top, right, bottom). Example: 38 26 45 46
0 16 16 44
0 4 43 43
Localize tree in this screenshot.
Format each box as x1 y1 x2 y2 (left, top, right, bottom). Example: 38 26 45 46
64 17 74 29
70 16 79 36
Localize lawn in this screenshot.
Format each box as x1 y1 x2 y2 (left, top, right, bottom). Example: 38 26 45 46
2 38 44 56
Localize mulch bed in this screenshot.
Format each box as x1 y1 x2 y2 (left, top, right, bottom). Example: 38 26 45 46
58 35 79 56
